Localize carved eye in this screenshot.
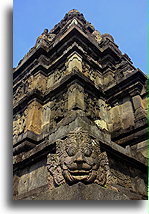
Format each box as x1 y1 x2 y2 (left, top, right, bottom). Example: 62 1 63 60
67 147 77 156
84 148 92 157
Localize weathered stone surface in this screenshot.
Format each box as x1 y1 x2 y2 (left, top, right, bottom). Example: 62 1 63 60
121 100 135 129
103 71 115 88
32 73 47 93
141 97 148 111
42 102 52 129
68 84 85 111
94 119 108 131
66 52 82 72
47 73 54 89
47 128 108 189
110 105 122 131
131 140 148 158
13 9 148 200
16 159 48 195
15 182 145 200
25 101 42 134
132 95 143 110
13 109 28 141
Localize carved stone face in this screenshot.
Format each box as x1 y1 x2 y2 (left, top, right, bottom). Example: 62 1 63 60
59 131 100 184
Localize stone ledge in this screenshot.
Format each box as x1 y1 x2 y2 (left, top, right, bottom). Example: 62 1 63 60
13 116 147 171
14 183 146 200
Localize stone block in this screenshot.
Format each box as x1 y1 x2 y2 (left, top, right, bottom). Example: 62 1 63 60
31 73 47 92
103 71 115 87
47 73 54 89
25 101 42 134
141 97 148 111
131 140 148 158
42 102 52 128
68 84 85 110
97 99 109 123
110 105 122 131
134 178 147 196
28 166 48 192
17 161 48 195
121 100 135 129
132 95 143 110
16 183 131 200
66 52 82 72
95 74 103 86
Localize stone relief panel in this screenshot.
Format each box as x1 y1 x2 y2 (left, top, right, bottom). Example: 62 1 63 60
109 156 147 194
13 74 47 106
47 73 55 89
82 61 103 87
110 166 133 191
141 97 147 114
84 93 109 131
84 93 99 120
31 73 47 93
47 128 115 190
54 64 68 83
47 65 68 90
49 92 68 128
13 109 28 142
13 81 26 106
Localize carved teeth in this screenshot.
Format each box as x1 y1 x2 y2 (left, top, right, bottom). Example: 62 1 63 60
68 170 91 175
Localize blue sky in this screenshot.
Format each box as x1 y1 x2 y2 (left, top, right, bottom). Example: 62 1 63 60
13 0 147 74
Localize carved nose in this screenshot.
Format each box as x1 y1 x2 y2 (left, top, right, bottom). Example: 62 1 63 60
75 152 84 163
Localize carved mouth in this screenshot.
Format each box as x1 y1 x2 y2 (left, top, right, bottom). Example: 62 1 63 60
68 169 91 176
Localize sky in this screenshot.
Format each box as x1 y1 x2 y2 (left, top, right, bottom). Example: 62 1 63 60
13 0 148 75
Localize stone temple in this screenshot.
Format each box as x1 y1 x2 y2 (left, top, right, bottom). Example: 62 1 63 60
13 9 148 200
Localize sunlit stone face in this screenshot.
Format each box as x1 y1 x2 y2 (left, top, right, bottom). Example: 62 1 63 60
60 132 100 184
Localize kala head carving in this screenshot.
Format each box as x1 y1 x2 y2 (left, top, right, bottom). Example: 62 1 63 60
47 128 110 189
60 129 100 184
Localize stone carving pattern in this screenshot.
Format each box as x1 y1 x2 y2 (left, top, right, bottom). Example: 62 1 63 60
95 152 117 186
82 62 97 82
36 29 56 47
13 109 28 139
84 93 100 120
47 128 115 190
50 93 67 127
115 60 134 82
110 166 133 190
13 82 26 106
13 74 47 106
54 65 67 83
